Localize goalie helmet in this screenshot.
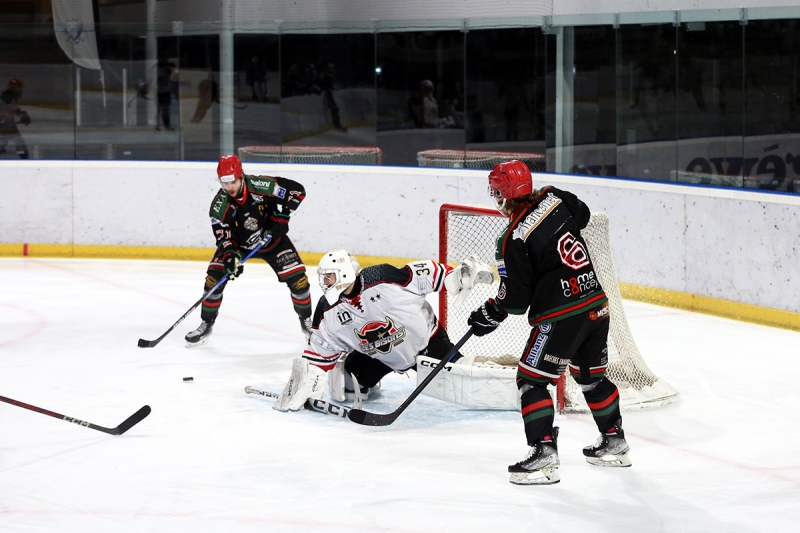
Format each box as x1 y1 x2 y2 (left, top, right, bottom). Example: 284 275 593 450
317 249 360 302
217 154 243 183
488 160 533 210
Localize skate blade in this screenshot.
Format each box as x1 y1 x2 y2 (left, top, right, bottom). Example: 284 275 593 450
509 467 560 485
185 338 209 348
586 453 632 467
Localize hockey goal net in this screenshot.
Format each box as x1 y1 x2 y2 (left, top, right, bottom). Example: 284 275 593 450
439 203 679 413
418 149 546 172
238 146 382 165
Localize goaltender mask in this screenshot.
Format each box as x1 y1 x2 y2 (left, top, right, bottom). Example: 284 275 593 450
273 249 495 411
467 160 631 485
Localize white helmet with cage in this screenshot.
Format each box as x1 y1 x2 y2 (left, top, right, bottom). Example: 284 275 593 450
317 249 360 302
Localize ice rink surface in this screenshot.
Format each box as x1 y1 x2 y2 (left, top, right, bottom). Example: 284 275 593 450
1 257 798 533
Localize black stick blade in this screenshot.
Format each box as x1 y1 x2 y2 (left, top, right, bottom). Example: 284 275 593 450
347 408 396 426
137 338 156 348
111 405 151 435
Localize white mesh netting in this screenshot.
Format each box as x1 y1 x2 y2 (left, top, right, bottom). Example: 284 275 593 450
238 146 382 165
419 149 546 172
440 205 679 413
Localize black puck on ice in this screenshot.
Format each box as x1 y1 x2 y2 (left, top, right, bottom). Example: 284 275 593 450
183 377 194 382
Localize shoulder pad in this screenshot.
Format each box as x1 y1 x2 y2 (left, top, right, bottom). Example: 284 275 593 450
210 190 230 218
246 175 287 199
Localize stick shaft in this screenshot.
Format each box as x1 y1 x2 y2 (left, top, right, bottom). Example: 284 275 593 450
138 237 271 348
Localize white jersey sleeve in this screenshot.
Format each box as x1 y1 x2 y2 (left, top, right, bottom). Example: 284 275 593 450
401 260 450 296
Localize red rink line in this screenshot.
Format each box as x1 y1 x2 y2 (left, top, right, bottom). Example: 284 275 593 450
0 301 48 348
23 243 28 256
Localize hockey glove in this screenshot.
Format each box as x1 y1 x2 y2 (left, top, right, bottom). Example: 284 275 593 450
222 249 243 279
468 298 508 337
444 255 495 309
268 210 290 238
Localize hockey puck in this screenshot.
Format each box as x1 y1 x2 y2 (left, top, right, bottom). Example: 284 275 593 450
183 377 193 382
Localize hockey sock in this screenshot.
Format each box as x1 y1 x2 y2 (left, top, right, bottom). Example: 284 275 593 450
579 377 621 433
287 274 312 317
519 384 555 445
200 275 225 322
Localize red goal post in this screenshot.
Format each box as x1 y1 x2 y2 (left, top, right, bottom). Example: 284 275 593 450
439 203 679 413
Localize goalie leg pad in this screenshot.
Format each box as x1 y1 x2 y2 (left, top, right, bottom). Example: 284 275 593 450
416 355 519 410
328 355 348 402
273 358 327 412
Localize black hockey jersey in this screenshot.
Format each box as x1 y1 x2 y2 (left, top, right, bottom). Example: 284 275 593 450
208 174 305 252
494 186 607 325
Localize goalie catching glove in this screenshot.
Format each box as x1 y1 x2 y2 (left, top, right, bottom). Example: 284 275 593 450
444 255 495 308
273 357 327 411
468 298 508 337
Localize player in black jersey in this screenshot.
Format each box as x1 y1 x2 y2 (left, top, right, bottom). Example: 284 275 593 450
184 154 312 347
467 160 631 485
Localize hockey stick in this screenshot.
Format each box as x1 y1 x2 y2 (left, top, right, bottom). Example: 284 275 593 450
244 386 351 419
138 236 272 348
0 394 151 436
347 329 474 426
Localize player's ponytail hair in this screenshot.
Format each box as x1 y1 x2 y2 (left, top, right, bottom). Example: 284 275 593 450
502 190 546 216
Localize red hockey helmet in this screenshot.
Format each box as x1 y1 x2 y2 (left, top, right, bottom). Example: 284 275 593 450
8 78 23 89
217 154 243 182
488 160 533 201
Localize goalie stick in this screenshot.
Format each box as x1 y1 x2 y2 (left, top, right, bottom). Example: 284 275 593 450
0 394 151 436
244 386 351 419
138 236 272 348
347 329 474 426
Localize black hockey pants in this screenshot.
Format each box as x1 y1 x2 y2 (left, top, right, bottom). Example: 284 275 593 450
515 304 622 445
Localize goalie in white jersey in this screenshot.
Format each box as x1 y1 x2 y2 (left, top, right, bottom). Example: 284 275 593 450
274 249 488 411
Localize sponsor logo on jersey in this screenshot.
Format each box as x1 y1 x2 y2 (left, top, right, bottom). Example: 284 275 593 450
560 271 598 297
496 259 507 277
276 186 287 199
512 193 561 241
210 217 222 225
212 195 227 217
589 304 609 321
524 328 550 367
244 217 259 231
251 195 263 203
243 230 264 249
557 232 590 270
354 316 406 355
249 178 274 190
337 309 354 325
497 281 507 300
539 322 551 333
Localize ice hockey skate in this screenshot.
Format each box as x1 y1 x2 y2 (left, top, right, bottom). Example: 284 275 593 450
508 427 560 485
185 320 213 347
583 419 632 467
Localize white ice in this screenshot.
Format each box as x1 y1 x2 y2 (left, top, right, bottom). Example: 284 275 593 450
1 258 798 533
